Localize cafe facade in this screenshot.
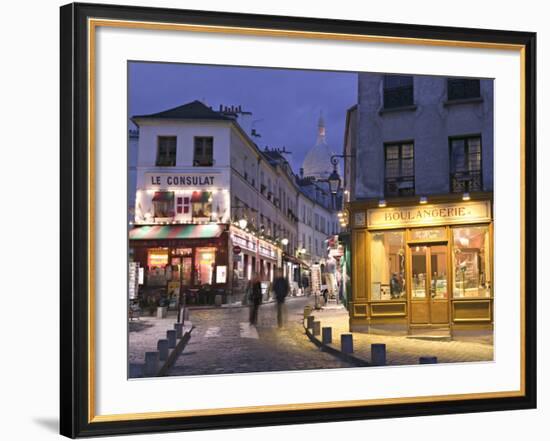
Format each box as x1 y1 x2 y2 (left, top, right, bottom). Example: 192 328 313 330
348 193 493 336
129 101 284 305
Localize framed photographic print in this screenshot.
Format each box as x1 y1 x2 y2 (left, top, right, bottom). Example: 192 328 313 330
60 2 537 438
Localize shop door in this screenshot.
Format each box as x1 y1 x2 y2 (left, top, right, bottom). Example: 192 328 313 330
409 244 449 326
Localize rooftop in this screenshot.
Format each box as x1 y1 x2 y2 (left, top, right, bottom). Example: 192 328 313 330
132 100 233 123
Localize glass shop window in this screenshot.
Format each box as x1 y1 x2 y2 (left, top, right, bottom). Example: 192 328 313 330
452 226 491 298
370 231 406 300
146 248 169 286
195 247 216 286
191 191 212 218
152 191 174 218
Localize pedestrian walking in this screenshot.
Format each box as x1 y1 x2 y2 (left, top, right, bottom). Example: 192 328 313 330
249 273 262 326
273 268 289 328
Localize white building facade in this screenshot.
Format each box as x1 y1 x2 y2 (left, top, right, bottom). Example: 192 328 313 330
130 101 281 305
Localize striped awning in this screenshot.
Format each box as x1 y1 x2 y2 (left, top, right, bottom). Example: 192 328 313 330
152 191 174 202
191 191 212 203
129 224 225 240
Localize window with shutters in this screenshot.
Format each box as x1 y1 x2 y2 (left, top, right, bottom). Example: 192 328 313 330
193 137 214 166
450 136 482 193
383 75 414 109
447 78 481 101
384 142 415 196
156 136 177 166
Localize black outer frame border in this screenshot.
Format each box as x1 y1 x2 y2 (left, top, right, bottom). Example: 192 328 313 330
59 2 537 438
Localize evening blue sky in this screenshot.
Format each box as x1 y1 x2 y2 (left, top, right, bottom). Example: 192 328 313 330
129 62 358 172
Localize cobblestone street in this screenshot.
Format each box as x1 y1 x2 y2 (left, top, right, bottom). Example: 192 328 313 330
167 297 352 376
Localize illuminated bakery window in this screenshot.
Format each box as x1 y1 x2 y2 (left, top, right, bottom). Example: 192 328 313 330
452 226 491 298
370 231 406 300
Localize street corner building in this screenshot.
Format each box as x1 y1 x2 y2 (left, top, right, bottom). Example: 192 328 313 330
127 100 341 308
342 73 494 338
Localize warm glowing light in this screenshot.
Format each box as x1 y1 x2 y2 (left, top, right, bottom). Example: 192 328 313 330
419 196 428 204
281 238 289 246
462 192 471 201
337 212 344 217
238 218 248 229
378 199 387 208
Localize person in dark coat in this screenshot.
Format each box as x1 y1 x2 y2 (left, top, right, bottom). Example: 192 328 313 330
249 273 262 326
273 268 289 328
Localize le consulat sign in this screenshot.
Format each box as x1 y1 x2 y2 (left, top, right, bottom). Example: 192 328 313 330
365 200 491 229
145 172 225 188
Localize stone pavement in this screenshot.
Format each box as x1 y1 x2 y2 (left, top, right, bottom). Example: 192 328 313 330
310 307 494 365
167 296 352 377
128 314 183 366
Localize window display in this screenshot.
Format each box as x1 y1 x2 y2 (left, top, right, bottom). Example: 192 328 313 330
452 226 491 298
195 247 216 285
370 231 406 300
152 191 174 217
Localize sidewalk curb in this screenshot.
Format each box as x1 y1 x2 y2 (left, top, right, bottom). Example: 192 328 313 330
303 322 370 367
157 326 195 376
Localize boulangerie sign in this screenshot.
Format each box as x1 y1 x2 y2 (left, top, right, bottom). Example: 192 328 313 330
367 201 491 229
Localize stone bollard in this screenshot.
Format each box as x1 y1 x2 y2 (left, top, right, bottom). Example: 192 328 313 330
306 315 315 329
341 334 354 353
184 308 190 321
214 294 223 306
322 327 332 344
419 356 438 364
371 344 387 366
174 323 183 339
312 321 321 336
144 351 159 376
304 305 312 318
167 330 177 349
157 339 169 361
156 306 167 319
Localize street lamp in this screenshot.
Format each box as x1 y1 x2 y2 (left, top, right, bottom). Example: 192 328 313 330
238 218 248 230
327 167 341 195
327 154 353 195
281 238 289 246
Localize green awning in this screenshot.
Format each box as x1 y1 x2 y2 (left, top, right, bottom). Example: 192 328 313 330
191 191 212 203
129 224 224 240
152 191 174 202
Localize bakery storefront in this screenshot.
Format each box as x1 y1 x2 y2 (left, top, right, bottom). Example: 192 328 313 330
349 195 493 336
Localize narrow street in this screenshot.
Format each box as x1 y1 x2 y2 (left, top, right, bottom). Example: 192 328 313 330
167 296 352 376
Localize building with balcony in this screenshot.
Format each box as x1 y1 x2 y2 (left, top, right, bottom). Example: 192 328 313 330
343 74 494 337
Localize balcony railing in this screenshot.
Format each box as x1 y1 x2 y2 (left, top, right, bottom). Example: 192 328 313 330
384 176 415 197
451 171 482 193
